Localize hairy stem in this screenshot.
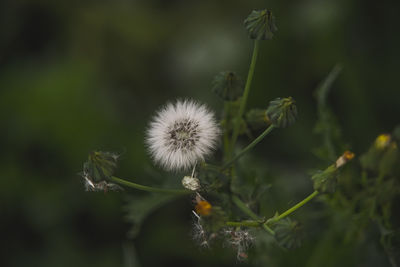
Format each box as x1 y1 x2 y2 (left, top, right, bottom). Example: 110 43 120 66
229 40 261 157
232 195 275 235
111 176 191 195
222 125 275 170
266 190 319 225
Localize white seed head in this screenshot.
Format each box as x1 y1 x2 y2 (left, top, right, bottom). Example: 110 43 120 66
146 99 220 171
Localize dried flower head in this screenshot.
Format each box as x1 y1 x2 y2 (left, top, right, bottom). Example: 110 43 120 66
182 175 201 191
146 99 220 171
224 228 254 260
335 150 355 168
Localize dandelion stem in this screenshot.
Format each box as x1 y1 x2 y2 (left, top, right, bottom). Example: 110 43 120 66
232 195 275 235
229 40 261 157
265 190 319 225
222 124 275 170
110 176 191 195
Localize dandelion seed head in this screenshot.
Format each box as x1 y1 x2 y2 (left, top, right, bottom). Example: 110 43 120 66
146 99 220 171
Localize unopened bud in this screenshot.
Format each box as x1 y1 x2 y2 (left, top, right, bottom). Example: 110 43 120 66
244 9 278 40
212 71 244 101
266 97 297 128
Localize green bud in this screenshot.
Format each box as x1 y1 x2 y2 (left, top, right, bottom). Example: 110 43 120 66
312 165 338 194
312 151 354 193
83 151 119 183
244 9 278 40
266 97 297 128
245 108 271 130
274 218 303 249
212 71 244 101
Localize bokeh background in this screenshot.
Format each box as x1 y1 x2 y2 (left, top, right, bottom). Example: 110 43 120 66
1 0 399 266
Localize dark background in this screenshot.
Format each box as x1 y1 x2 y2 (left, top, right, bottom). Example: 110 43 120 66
1 0 399 266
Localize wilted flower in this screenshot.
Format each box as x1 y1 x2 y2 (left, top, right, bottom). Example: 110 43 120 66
81 151 122 192
146 100 220 171
182 175 201 191
335 150 355 168
195 200 213 216
224 228 255 260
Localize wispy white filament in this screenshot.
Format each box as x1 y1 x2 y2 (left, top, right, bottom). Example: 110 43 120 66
146 99 219 171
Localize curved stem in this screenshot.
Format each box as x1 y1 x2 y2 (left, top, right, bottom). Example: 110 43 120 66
222 125 275 170
229 40 261 157
111 176 191 195
266 190 319 225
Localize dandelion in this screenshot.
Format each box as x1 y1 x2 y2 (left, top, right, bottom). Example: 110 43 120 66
146 99 220 171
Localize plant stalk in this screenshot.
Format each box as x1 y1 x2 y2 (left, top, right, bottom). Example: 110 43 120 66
232 195 275 235
266 190 319 225
111 176 191 195
229 40 261 157
222 124 275 170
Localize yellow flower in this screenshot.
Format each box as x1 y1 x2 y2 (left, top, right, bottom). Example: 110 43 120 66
195 200 212 216
375 134 391 149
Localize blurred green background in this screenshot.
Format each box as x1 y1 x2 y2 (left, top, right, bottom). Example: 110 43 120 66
1 0 399 266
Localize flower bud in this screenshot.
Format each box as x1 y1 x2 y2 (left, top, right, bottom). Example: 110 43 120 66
274 218 303 249
182 176 201 191
312 151 355 193
361 133 398 172
212 71 244 101
244 9 278 40
375 134 391 149
266 97 297 128
335 150 355 168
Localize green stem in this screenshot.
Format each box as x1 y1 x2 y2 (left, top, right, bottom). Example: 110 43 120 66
226 220 261 227
232 195 275 235
222 125 275 170
111 176 191 195
266 190 319 225
223 102 231 159
229 40 261 157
